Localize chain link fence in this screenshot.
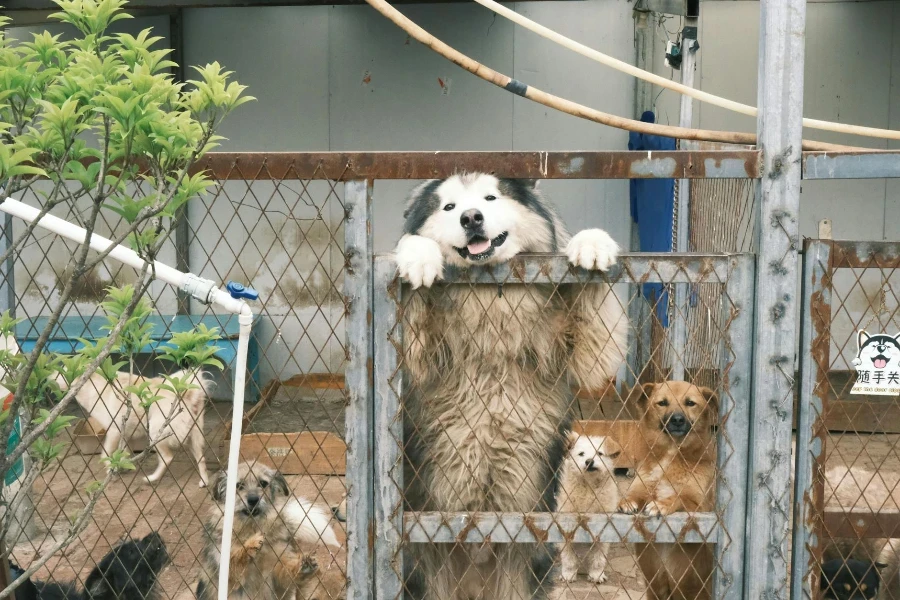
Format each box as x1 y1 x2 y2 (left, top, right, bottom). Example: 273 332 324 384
7 150 879 600
1 159 359 600
793 240 900 600
374 252 754 600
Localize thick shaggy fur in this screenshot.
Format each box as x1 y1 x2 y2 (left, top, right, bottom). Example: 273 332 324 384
617 382 718 600
821 465 900 600
196 462 339 600
395 174 627 599
11 532 169 600
557 434 620 584
56 369 211 487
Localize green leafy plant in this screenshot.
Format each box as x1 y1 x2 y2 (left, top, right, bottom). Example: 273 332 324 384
0 2 250 596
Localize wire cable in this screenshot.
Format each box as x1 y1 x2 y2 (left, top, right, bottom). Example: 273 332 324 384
364 0 858 151
474 0 900 143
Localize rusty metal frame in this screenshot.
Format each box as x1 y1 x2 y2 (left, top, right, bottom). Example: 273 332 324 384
190 151 762 180
372 252 755 599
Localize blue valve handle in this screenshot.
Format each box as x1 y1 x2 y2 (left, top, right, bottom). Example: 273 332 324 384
226 281 259 301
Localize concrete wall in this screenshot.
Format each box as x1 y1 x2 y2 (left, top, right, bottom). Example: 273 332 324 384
8 1 900 382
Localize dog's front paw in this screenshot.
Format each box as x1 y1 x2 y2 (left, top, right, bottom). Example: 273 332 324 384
588 571 608 584
642 500 672 518
617 498 640 514
395 235 444 289
243 533 264 556
558 568 578 583
566 229 619 271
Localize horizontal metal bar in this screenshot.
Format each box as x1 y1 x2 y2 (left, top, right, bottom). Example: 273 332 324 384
825 240 900 269
823 509 900 539
404 512 719 544
188 151 762 181
803 152 900 179
375 253 746 285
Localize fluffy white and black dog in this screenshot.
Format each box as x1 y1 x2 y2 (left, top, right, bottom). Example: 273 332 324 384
394 174 627 599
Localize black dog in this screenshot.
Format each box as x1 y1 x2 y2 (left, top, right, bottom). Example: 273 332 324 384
821 558 886 600
9 532 169 600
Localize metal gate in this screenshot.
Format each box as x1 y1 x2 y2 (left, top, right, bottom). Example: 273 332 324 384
372 252 755 599
792 239 900 600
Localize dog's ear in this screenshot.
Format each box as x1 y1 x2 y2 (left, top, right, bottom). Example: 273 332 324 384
700 387 719 413
520 179 539 189
700 387 720 427
626 383 655 409
565 430 579 450
272 471 290 498
859 330 871 349
212 470 229 503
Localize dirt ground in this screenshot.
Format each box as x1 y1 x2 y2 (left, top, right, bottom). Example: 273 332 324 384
8 388 899 600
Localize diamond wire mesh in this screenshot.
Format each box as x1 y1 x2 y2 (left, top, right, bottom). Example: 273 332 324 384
1 161 355 599
381 255 748 600
799 242 900 600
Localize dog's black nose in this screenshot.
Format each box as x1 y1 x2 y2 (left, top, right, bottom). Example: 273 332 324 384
669 413 686 426
247 493 260 507
460 209 483 230
586 458 595 468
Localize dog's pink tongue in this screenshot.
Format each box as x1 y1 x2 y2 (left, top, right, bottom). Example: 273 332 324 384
467 239 491 255
875 358 888 369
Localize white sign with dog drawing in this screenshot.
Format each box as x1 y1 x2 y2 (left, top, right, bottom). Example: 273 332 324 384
851 331 900 395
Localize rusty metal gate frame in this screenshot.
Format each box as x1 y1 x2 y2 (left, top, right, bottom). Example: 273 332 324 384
371 252 756 599
791 239 900 600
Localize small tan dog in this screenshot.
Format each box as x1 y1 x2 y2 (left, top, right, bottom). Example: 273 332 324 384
196 462 340 600
557 433 620 584
57 368 210 486
617 381 718 600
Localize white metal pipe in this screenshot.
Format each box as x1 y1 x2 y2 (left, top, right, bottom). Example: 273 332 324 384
216 312 252 600
474 0 900 142
0 195 254 600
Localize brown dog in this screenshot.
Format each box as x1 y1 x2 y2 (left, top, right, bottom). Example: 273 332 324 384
617 381 718 600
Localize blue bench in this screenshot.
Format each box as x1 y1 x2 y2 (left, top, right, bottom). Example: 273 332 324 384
15 314 261 404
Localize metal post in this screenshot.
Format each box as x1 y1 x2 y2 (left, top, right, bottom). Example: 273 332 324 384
671 19 699 381
746 0 807 595
374 256 403 600
170 9 191 316
791 240 832 600
0 213 14 316
344 181 375 600
715 253 755 600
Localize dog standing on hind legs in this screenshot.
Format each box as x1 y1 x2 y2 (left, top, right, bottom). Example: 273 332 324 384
394 174 627 599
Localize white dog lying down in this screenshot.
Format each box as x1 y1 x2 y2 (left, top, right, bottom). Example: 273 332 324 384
57 368 210 487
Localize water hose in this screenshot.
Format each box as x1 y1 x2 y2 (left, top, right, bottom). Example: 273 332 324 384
364 0 859 152
0 196 258 600
474 0 900 143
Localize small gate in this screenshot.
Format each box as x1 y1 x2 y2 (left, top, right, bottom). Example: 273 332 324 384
373 252 755 599
792 239 900 600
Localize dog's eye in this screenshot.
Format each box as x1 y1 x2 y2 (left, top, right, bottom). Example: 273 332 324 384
485 195 496 201
684 399 696 407
608 452 621 459
237 483 245 491
657 399 669 407
261 480 269 489
443 203 455 211
578 452 584 457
